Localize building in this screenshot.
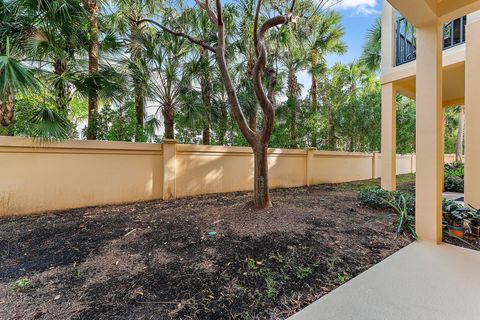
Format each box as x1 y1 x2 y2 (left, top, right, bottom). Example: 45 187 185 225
380 0 480 243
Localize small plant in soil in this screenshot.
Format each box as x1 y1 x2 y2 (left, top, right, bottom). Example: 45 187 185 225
13 278 30 290
336 274 350 284
383 194 417 239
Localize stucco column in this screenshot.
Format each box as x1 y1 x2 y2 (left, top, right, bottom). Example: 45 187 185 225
381 0 395 72
415 21 443 244
381 82 396 191
465 14 480 209
306 148 316 187
162 139 176 200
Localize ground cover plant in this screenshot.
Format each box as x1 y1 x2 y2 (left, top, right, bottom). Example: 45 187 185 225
0 177 414 320
358 174 480 250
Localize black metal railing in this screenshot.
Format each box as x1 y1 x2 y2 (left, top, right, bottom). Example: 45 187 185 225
395 16 467 66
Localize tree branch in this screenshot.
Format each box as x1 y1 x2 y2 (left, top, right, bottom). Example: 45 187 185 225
213 0 256 145
267 68 276 104
194 0 218 24
253 0 262 57
135 18 217 53
253 11 294 144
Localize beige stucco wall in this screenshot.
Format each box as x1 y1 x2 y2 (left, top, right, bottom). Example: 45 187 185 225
0 137 458 217
175 145 307 197
310 152 373 184
0 137 163 216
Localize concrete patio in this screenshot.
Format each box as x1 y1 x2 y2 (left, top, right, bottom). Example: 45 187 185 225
289 241 480 320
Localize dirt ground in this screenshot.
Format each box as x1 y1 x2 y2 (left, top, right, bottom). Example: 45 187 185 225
0 177 414 320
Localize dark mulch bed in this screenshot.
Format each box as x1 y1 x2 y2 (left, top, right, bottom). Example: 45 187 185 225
0 179 413 320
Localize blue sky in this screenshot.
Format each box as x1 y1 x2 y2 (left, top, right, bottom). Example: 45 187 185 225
326 0 381 66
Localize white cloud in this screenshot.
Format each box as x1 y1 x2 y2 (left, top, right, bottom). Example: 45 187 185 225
327 0 380 16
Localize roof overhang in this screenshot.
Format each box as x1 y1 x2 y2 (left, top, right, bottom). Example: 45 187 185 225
387 0 480 26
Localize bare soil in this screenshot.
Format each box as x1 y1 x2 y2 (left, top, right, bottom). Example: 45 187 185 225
0 178 414 320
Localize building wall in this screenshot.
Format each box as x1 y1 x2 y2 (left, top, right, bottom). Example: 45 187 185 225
0 137 455 217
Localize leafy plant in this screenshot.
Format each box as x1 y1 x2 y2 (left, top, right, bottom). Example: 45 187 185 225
444 162 464 192
383 194 417 239
29 106 72 141
445 175 464 193
13 278 30 290
358 187 417 238
443 204 480 230
336 274 350 284
358 187 415 215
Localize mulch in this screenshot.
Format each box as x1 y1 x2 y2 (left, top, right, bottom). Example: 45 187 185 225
0 181 414 319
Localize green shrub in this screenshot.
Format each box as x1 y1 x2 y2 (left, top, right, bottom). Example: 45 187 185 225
358 187 417 238
445 162 464 177
445 175 464 193
384 194 417 239
444 162 464 192
358 187 415 215
442 198 463 214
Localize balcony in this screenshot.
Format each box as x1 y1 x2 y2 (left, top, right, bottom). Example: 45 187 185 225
396 16 467 66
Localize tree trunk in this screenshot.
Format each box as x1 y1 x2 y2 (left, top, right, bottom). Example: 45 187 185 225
311 77 318 148
0 92 15 136
200 48 211 145
54 58 70 114
249 113 257 131
456 106 465 162
129 17 146 141
328 105 335 150
253 143 272 208
135 91 145 137
218 104 228 145
202 127 210 145
288 71 298 148
162 99 174 140
85 0 100 140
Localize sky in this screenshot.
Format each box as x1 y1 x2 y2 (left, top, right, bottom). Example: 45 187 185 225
298 0 382 96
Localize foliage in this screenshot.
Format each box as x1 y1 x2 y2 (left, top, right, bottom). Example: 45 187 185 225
445 162 464 192
383 194 417 239
13 278 30 290
443 203 480 231
358 187 415 215
445 175 464 193
14 93 74 140
0 0 465 152
358 187 416 238
445 162 464 178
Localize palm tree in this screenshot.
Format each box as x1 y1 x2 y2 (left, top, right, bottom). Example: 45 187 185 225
84 0 100 140
1 0 85 118
184 8 218 144
141 26 190 139
111 0 158 140
360 17 381 72
0 40 40 135
302 10 346 147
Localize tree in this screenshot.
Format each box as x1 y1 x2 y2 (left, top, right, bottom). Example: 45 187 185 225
140 0 297 208
0 40 40 135
141 26 190 140
113 0 158 140
302 10 346 147
0 0 85 128
84 0 100 140
360 17 381 72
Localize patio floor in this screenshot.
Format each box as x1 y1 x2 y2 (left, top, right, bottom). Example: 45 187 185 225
289 241 480 320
